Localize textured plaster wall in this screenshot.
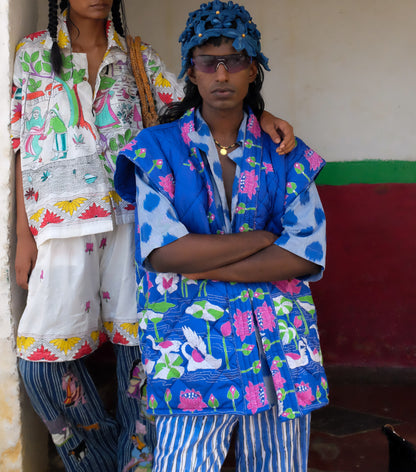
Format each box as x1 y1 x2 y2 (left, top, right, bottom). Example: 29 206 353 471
0 1 22 469
2 1 48 471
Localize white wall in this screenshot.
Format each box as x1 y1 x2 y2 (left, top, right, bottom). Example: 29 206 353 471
122 0 416 162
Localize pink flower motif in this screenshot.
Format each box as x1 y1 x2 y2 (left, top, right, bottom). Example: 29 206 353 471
305 149 323 171
187 159 196 171
247 114 261 138
239 170 258 199
263 162 273 174
255 301 276 332
159 174 175 199
206 183 214 207
99 238 107 249
155 274 179 295
102 291 111 302
272 369 287 390
146 272 154 290
221 321 232 337
181 122 194 145
178 389 207 412
295 381 315 407
272 279 301 295
245 381 268 414
85 301 91 312
85 242 94 254
294 316 303 328
233 309 255 341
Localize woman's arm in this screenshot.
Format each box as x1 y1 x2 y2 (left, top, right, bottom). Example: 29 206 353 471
260 111 296 154
15 151 37 290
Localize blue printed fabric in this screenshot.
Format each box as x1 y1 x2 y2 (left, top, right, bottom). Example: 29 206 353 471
115 108 329 420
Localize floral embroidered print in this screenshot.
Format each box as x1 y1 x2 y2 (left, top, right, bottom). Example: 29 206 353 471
115 108 328 420
10 10 183 246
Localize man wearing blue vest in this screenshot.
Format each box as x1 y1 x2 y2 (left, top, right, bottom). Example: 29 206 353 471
115 1 328 470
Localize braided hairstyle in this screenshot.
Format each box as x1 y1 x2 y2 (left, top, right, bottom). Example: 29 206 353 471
48 0 127 76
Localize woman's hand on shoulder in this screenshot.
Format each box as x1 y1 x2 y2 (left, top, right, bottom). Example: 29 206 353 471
260 111 296 154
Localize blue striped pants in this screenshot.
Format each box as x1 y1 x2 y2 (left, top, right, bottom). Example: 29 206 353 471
19 344 156 472
153 408 310 472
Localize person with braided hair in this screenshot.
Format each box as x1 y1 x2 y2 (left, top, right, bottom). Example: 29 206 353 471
10 0 296 470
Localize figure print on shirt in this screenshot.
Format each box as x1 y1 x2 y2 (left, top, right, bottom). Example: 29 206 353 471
24 106 47 160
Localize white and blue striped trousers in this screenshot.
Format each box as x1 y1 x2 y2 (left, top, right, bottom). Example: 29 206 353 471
153 407 310 472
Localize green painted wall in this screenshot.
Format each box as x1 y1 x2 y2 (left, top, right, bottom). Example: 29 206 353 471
317 160 416 186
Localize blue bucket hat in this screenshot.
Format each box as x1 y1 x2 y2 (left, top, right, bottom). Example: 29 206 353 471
178 0 270 78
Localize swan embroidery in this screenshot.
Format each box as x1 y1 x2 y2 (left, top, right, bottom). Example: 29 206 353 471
181 326 222 371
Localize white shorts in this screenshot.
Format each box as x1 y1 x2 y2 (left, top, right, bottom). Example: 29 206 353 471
17 223 139 361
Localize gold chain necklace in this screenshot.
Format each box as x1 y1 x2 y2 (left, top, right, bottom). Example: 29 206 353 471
214 139 239 156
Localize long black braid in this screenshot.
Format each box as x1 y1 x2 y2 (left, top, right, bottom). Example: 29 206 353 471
48 0 127 76
48 0 62 76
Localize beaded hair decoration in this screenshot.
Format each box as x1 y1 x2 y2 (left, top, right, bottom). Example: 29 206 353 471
178 0 270 78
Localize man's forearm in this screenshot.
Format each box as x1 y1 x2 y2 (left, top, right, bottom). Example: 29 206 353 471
184 244 321 283
149 230 277 274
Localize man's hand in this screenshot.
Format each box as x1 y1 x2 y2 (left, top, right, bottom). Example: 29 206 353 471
260 111 296 154
15 232 37 290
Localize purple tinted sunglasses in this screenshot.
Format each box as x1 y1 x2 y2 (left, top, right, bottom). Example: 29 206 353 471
191 54 253 73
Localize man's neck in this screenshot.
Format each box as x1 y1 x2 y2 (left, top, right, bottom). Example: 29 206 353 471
201 106 244 147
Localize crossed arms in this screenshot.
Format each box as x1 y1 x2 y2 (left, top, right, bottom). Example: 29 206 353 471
148 230 321 283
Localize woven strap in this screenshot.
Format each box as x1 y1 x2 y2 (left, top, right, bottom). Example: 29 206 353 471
127 35 159 128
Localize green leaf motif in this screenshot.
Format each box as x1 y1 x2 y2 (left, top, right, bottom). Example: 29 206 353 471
61 71 71 82
99 76 116 90
273 296 293 315
62 55 73 69
147 302 175 313
241 343 254 356
172 356 183 367
21 63 29 72
43 62 52 73
208 396 219 408
125 129 132 143
72 69 86 85
34 61 42 74
167 368 182 379
109 137 118 152
155 362 166 374
207 308 223 320
253 361 261 374
31 51 40 62
283 408 296 419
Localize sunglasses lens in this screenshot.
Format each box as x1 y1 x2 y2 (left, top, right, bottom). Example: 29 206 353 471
192 54 252 73
226 55 252 72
